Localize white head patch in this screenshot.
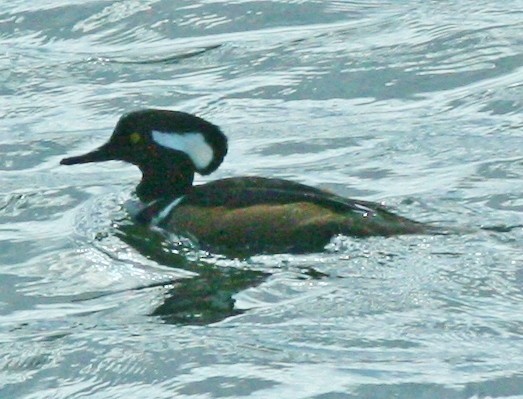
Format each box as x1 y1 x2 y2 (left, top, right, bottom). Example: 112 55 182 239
152 131 214 171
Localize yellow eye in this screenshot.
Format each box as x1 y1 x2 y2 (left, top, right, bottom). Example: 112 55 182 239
129 132 141 144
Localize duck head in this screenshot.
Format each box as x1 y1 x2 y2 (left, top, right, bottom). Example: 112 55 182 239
60 109 228 202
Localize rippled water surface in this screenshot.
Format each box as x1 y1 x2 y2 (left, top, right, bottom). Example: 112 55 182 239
1 1 523 398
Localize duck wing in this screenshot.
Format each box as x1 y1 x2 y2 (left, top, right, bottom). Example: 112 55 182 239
186 176 382 216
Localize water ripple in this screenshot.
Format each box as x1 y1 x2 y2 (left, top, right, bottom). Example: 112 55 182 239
1 0 523 398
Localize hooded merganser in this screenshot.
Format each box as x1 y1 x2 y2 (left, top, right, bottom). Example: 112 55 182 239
61 109 434 255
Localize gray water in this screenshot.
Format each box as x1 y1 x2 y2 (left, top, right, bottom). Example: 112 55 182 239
1 1 523 398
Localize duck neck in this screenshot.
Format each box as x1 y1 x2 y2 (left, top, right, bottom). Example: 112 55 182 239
136 164 194 203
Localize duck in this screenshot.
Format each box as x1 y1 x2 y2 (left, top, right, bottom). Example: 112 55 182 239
60 109 436 255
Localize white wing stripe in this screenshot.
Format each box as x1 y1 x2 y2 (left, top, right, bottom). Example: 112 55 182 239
151 196 185 226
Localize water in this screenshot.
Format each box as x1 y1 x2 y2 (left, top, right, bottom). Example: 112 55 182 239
1 1 523 398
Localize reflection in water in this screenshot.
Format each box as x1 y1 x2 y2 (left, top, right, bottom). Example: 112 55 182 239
114 220 269 325
151 267 268 325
